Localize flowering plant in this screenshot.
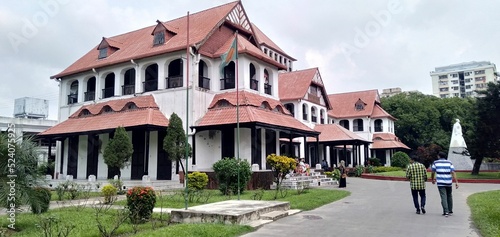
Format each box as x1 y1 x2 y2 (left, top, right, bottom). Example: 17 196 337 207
126 186 156 223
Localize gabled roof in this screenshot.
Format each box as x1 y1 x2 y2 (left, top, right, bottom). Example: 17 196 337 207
307 124 371 143
371 104 395 120
251 23 296 61
39 96 168 137
279 68 332 109
328 89 381 119
371 133 410 150
195 90 317 134
52 1 241 79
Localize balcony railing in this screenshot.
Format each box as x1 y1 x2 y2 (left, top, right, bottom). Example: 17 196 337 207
302 113 307 121
102 87 114 98
199 76 210 90
374 126 383 132
166 76 183 89
320 118 324 124
250 79 258 91
143 80 158 92
122 84 135 95
67 94 78 105
353 126 363 132
264 84 272 95
312 116 317 123
84 91 95 101
220 78 235 90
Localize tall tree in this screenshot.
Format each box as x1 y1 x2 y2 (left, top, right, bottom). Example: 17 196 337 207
470 82 500 175
103 126 133 178
163 112 191 175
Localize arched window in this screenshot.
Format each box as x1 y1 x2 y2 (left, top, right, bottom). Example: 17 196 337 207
198 60 210 89
320 110 325 124
311 107 317 123
123 68 135 95
221 61 235 90
68 81 78 104
353 119 364 132
339 120 350 130
144 64 158 92
264 69 271 95
167 59 183 89
103 73 115 98
85 77 96 101
302 104 308 121
250 63 258 91
374 119 383 132
284 103 294 117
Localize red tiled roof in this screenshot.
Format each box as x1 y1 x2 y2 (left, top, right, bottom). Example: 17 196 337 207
196 91 316 134
306 124 371 143
328 89 380 119
40 96 168 136
51 1 240 79
279 68 332 109
251 23 296 60
52 1 288 79
371 133 410 150
371 104 395 119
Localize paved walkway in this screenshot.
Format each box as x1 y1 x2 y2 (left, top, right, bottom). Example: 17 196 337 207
242 177 500 237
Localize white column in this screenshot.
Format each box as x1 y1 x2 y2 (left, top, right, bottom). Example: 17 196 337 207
114 69 121 96
158 59 167 90
77 78 84 103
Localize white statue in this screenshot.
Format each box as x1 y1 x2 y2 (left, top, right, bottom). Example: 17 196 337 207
450 119 467 148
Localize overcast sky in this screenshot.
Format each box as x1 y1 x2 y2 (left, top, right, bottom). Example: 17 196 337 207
2 0 500 120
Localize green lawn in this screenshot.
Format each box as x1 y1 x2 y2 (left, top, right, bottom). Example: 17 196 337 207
1 188 349 236
50 190 103 201
468 190 500 237
373 171 500 179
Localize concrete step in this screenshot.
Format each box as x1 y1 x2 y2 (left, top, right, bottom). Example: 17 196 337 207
260 210 289 221
247 219 273 228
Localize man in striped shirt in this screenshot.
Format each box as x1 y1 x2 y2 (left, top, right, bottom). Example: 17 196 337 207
406 156 428 214
431 151 459 217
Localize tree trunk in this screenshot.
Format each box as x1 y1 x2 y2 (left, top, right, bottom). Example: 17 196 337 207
471 158 482 175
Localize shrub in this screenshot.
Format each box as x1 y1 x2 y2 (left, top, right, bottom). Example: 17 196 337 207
212 158 252 195
101 184 118 204
368 158 382 167
108 179 125 195
126 186 156 223
372 166 403 173
332 169 341 180
187 172 209 191
366 165 375 173
324 171 333 178
266 154 296 199
354 165 364 177
31 187 51 214
391 151 410 168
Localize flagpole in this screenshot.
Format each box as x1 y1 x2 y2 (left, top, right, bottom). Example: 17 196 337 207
184 11 190 210
235 31 240 200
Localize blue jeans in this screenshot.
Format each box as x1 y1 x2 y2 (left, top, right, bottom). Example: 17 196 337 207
411 189 426 210
438 186 453 214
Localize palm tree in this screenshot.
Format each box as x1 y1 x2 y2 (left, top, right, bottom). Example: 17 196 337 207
0 131 46 210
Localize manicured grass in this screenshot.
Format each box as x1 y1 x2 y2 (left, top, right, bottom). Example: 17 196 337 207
373 171 500 179
2 188 349 236
117 188 350 211
468 190 500 237
130 223 254 237
50 190 103 201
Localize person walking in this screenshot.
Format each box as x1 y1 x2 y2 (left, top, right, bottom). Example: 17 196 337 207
406 156 428 214
338 160 347 188
431 151 459 217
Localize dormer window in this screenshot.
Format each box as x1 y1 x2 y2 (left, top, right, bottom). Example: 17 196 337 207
152 20 177 47
153 31 165 45
99 48 108 59
97 37 120 60
355 99 366 111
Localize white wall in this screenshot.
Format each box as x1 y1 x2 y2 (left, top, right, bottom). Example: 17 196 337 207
195 130 221 170
149 131 158 180
77 135 87 179
97 133 109 179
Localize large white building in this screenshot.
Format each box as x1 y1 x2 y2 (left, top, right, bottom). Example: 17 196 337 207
40 1 408 181
430 61 497 98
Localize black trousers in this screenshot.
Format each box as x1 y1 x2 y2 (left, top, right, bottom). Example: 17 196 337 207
411 189 426 210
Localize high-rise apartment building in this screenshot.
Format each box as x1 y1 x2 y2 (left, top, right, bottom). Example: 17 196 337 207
430 61 497 98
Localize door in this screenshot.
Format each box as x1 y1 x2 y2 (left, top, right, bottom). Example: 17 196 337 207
157 130 172 180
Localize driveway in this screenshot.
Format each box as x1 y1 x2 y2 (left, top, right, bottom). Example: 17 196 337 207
242 177 500 237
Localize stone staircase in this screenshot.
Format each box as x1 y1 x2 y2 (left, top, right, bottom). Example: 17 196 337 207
270 169 337 190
